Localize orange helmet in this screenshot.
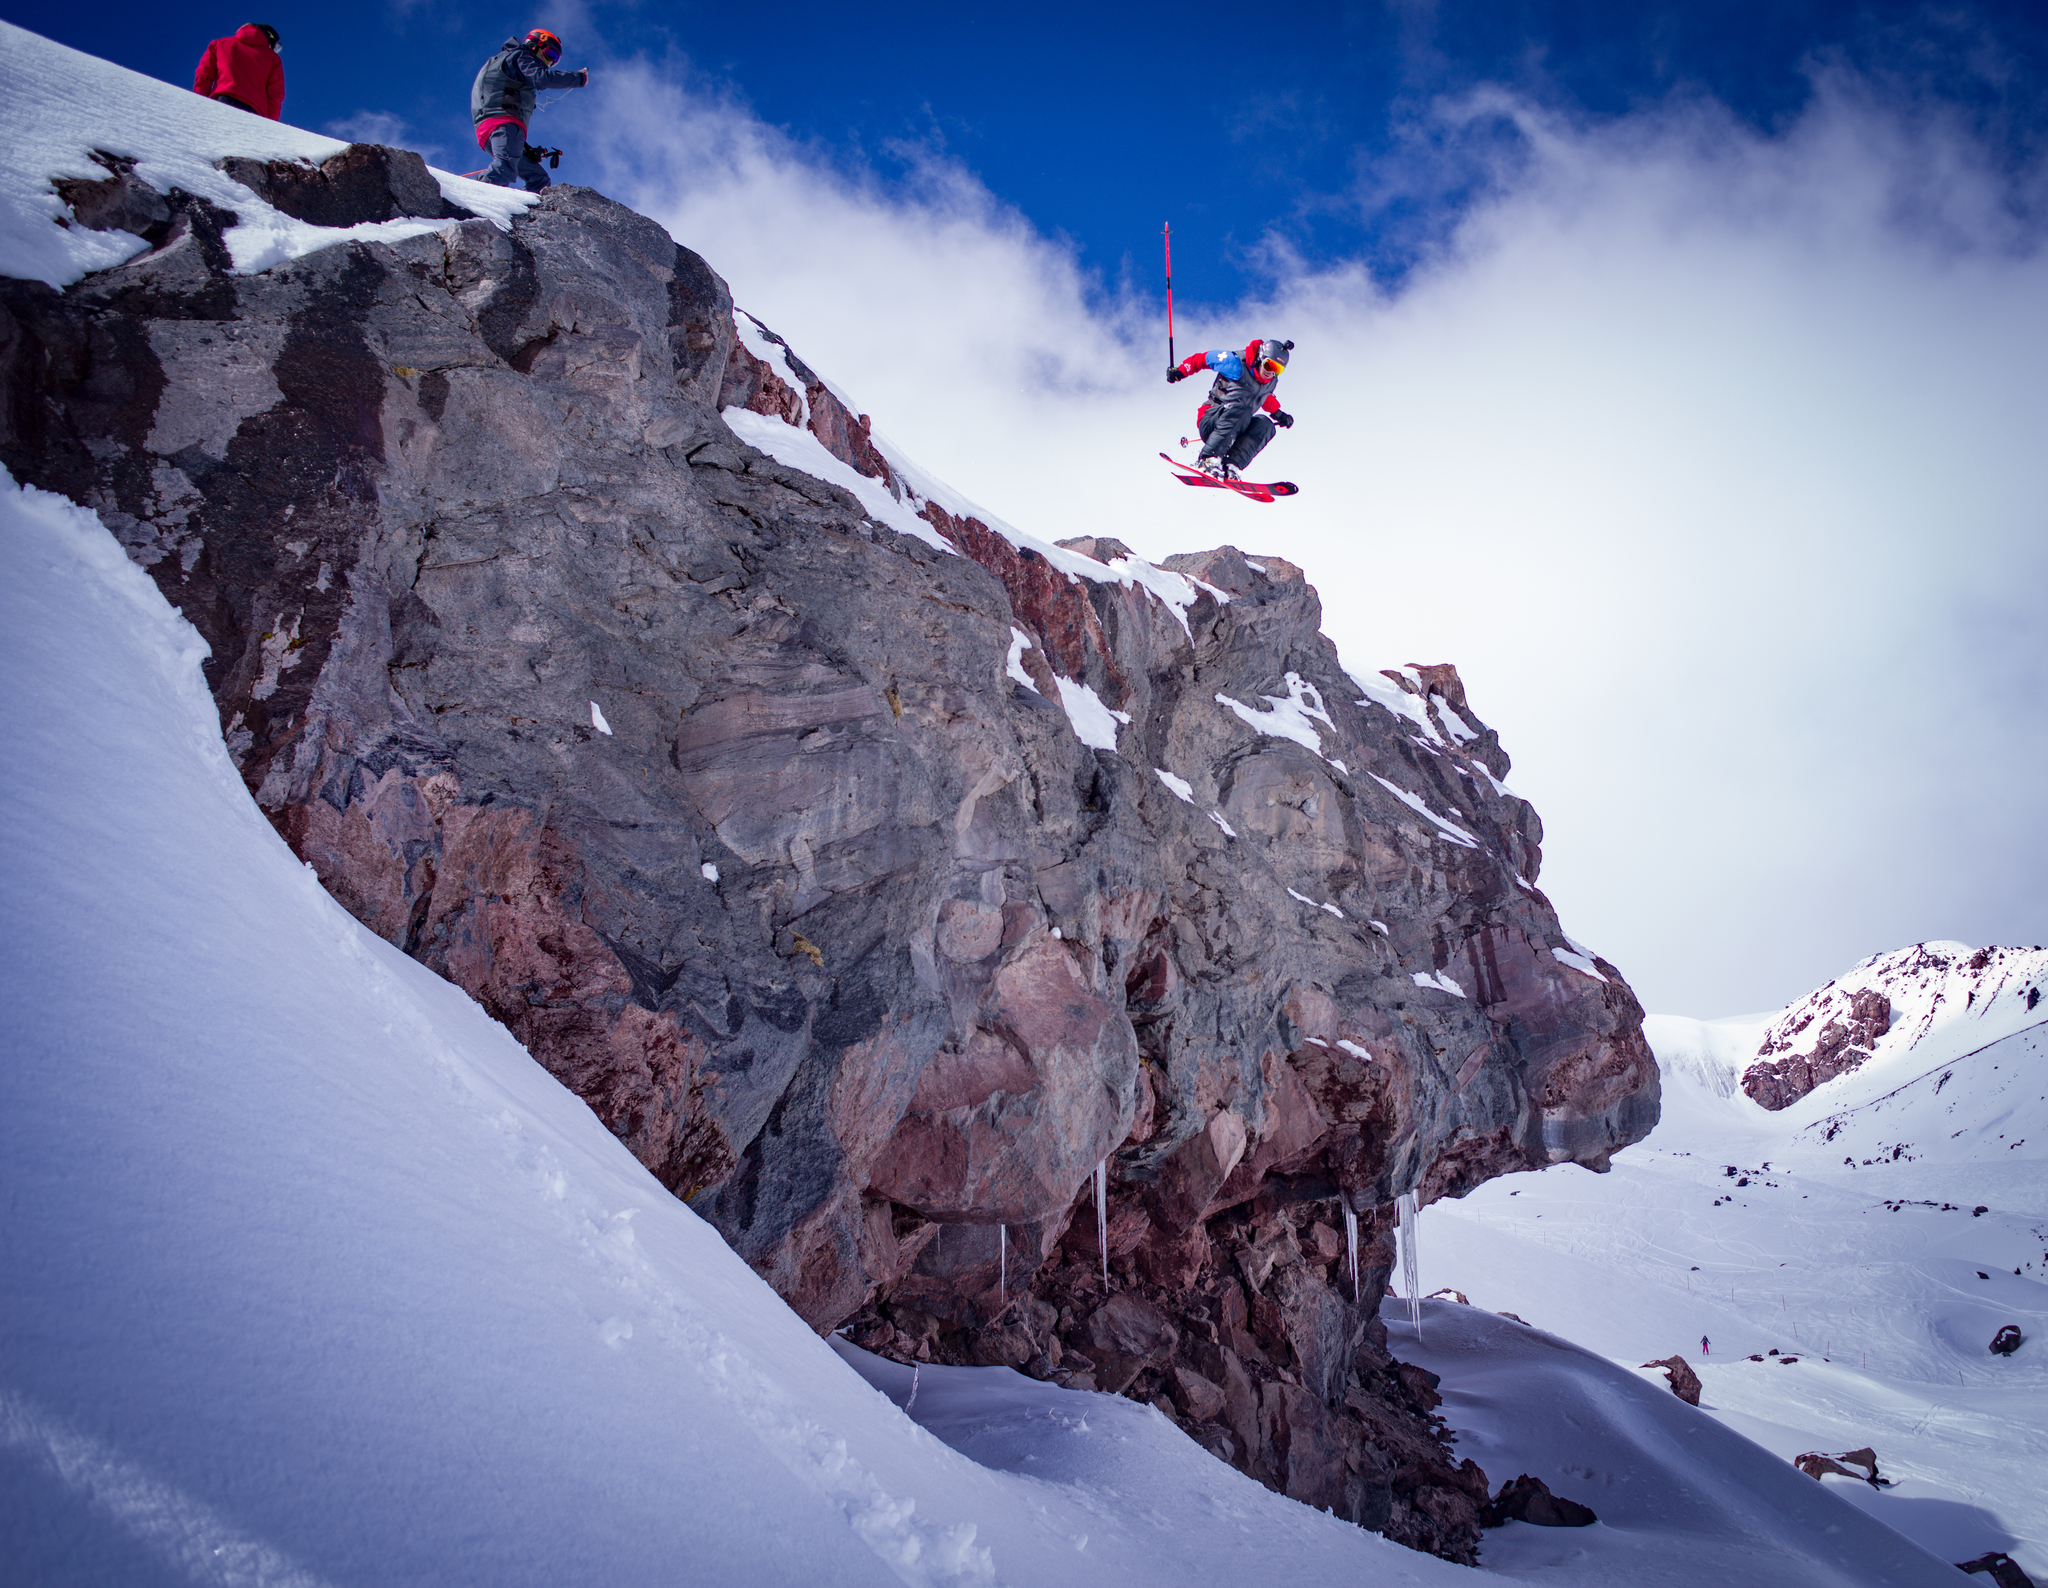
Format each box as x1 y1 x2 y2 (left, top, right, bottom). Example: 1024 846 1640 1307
524 28 563 64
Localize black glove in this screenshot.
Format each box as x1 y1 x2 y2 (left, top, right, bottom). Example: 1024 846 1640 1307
1167 366 1186 383
577 68 591 86
1272 410 1294 428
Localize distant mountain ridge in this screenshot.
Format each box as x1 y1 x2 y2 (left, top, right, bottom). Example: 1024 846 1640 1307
1743 943 2047 1111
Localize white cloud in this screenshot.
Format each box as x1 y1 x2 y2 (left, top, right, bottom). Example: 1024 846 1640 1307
573 60 2048 1017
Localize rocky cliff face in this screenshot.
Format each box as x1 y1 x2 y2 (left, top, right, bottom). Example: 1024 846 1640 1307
3 155 1658 1561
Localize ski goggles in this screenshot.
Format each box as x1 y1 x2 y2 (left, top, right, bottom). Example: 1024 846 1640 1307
1257 357 1285 379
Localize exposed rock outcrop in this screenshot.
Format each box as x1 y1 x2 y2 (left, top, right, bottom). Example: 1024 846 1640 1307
1640 1355 1702 1406
1958 1552 2038 1588
1479 1473 1597 1527
1794 1447 1890 1487
2 161 1659 1560
1744 986 1890 1110
1744 941 2048 1110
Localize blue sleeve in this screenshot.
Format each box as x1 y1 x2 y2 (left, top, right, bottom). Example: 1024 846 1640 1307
1205 350 1247 380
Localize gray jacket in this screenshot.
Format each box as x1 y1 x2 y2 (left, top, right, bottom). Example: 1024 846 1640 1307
471 40 582 129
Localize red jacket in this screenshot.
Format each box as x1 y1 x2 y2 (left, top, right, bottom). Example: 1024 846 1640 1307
193 25 285 120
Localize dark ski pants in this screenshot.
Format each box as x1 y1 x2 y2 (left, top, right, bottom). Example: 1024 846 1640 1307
1199 410 1274 473
483 123 551 192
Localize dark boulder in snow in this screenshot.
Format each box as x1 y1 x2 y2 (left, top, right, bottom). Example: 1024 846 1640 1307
1795 1447 1891 1487
1 153 1662 1567
216 142 472 227
1480 1473 1598 1527
1958 1552 2037 1587
1641 1354 1703 1405
1990 1324 2023 1356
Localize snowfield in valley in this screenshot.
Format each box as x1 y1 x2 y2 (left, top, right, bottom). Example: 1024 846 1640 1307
1418 994 2047 1579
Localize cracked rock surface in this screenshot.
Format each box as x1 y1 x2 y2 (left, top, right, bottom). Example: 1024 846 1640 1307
2 162 1659 1563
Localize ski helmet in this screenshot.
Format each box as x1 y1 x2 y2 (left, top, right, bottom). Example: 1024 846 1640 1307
524 28 564 63
254 23 280 48
1256 339 1292 377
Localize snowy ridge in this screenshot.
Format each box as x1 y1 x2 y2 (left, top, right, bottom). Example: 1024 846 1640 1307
1760 942 2048 1078
0 21 530 289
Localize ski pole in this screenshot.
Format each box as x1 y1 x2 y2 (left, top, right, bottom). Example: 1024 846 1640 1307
1164 221 1175 375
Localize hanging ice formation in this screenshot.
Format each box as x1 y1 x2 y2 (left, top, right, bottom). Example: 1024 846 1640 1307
1094 1159 1109 1290
1343 1206 1360 1303
998 1223 1007 1305
1399 1191 1421 1338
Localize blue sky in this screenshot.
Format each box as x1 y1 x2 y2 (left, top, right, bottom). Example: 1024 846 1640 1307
13 1 2047 304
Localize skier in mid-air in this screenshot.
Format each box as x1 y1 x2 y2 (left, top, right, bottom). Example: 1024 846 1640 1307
1167 337 1294 479
471 28 589 191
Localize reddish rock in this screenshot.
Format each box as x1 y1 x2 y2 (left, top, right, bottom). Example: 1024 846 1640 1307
1795 1447 1891 1487
1641 1355 1703 1405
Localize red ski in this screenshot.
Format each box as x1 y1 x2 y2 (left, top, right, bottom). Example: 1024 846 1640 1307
1160 452 1298 503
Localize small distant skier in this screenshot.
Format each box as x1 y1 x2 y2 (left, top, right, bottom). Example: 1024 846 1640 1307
1167 337 1294 479
472 29 590 191
1701 1335 1710 1356
192 23 284 120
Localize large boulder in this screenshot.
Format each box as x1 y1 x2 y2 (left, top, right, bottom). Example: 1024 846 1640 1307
1 157 1661 1563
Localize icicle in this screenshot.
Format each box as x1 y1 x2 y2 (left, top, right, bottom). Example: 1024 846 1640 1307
1399 1191 1422 1339
1343 1206 1360 1304
999 1222 1007 1306
1095 1159 1109 1290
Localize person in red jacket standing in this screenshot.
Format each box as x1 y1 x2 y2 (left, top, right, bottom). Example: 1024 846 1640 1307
192 23 284 120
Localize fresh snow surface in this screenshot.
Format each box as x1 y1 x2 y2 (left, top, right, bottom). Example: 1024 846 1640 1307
1345 666 1448 747
1005 628 1041 693
721 405 958 553
1368 771 1482 848
0 21 530 289
1215 670 1335 757
1154 768 1195 803
1052 676 1129 753
1419 991 2048 1580
1552 945 1607 982
1390 1304 1964 1587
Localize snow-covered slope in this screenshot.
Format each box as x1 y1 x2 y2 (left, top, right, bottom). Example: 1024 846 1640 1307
1419 992 2048 1578
0 474 1975 1585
